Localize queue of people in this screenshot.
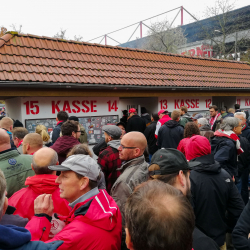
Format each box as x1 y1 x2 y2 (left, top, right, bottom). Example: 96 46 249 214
0 104 250 250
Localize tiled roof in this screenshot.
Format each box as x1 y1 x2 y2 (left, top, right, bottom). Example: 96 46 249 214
0 32 250 89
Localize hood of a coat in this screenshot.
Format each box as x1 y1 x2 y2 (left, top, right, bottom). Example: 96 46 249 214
190 154 221 174
51 136 80 155
182 113 192 121
25 175 58 194
199 124 212 131
0 224 31 248
165 120 180 128
61 189 121 232
107 139 121 150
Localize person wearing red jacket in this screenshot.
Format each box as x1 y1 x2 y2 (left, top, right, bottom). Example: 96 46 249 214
9 147 70 239
25 154 122 250
155 109 171 139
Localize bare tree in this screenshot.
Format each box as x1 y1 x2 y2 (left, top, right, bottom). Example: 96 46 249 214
74 35 83 42
53 28 68 39
142 19 187 53
10 24 23 33
0 27 7 37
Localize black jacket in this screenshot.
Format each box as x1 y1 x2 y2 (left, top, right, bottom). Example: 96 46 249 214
141 114 151 126
52 121 64 143
242 125 250 143
190 154 244 247
238 135 250 173
193 227 220 250
157 120 184 149
126 115 146 133
92 138 107 156
232 200 250 249
144 121 158 155
211 136 238 178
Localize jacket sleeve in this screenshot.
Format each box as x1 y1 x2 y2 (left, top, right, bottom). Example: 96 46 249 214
144 126 150 140
92 138 107 156
226 180 244 233
25 216 51 241
155 121 161 139
157 126 163 149
232 200 250 250
52 127 60 143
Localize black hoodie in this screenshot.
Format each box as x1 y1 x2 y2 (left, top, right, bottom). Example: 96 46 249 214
190 154 244 247
157 120 184 149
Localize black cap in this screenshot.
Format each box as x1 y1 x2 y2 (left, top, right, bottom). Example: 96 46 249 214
69 116 79 122
149 148 200 176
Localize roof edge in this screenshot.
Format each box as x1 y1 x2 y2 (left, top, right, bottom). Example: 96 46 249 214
0 33 14 48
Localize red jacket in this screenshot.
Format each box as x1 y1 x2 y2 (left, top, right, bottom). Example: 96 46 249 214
50 136 80 164
177 138 190 157
9 175 70 238
25 189 122 250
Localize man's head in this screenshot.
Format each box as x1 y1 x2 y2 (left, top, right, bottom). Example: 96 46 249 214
61 120 81 140
234 103 240 110
49 155 100 203
228 108 235 114
128 108 137 118
192 113 203 124
12 127 29 147
116 122 126 138
0 170 7 221
22 133 43 154
220 107 227 114
209 105 218 117
0 117 13 132
179 106 188 116
151 113 159 122
0 128 11 152
158 109 168 119
185 135 211 161
102 125 122 143
148 149 197 199
13 120 24 128
221 117 242 135
197 117 209 128
125 180 195 250
118 132 147 161
171 110 181 121
32 148 58 175
56 111 68 122
234 112 246 126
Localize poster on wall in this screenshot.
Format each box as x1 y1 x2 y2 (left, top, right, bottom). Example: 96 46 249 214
25 115 119 145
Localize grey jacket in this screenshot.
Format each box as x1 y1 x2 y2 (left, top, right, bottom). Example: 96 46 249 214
111 155 149 226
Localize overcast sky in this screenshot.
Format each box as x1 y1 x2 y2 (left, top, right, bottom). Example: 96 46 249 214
1 0 249 46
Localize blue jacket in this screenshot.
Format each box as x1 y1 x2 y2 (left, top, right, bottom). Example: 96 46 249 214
52 121 64 143
211 136 237 178
0 224 63 250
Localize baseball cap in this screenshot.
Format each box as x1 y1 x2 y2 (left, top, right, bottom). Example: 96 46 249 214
69 116 79 122
49 155 100 181
149 148 200 176
129 108 136 113
102 125 122 138
192 114 203 120
158 109 168 116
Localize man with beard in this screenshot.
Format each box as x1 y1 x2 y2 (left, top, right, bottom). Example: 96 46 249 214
186 135 244 249
148 148 220 250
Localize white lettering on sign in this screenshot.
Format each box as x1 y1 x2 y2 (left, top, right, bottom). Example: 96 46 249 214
235 97 250 109
181 44 213 58
158 97 212 111
21 97 119 119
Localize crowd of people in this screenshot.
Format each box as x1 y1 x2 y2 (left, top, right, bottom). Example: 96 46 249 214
0 103 250 250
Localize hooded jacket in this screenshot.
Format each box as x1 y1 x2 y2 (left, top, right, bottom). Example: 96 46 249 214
157 120 184 149
211 135 238 178
177 138 190 156
126 114 146 133
144 121 158 155
190 154 244 247
52 121 65 144
141 113 151 127
25 189 122 250
50 136 80 164
154 114 171 139
180 113 193 127
0 224 63 250
199 125 214 141
98 140 122 194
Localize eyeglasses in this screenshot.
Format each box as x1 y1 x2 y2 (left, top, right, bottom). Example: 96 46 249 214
119 144 137 150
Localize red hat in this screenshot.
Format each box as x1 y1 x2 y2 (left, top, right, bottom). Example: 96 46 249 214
129 108 136 113
185 135 211 161
158 109 168 116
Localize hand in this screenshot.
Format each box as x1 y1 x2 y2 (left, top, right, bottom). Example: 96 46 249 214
34 194 54 217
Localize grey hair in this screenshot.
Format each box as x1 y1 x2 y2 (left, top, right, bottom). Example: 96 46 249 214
220 117 241 131
234 112 246 119
197 118 208 126
0 170 6 221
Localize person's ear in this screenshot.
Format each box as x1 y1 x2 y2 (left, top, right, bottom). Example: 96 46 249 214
125 228 134 250
134 148 140 157
79 177 89 191
10 125 13 131
27 143 31 151
31 163 34 171
2 196 8 216
178 170 185 187
56 117 59 122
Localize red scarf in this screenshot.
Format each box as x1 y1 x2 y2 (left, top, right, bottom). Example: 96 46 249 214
17 140 23 148
57 120 64 125
209 113 221 130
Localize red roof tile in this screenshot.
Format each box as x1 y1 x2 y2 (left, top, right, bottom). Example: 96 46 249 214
0 32 250 89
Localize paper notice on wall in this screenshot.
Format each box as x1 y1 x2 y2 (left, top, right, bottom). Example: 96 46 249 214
94 130 101 134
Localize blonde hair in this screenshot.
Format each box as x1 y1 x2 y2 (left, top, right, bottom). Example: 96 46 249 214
36 124 50 142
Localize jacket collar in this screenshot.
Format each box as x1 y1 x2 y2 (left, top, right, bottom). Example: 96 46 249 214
0 148 19 159
117 155 145 172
